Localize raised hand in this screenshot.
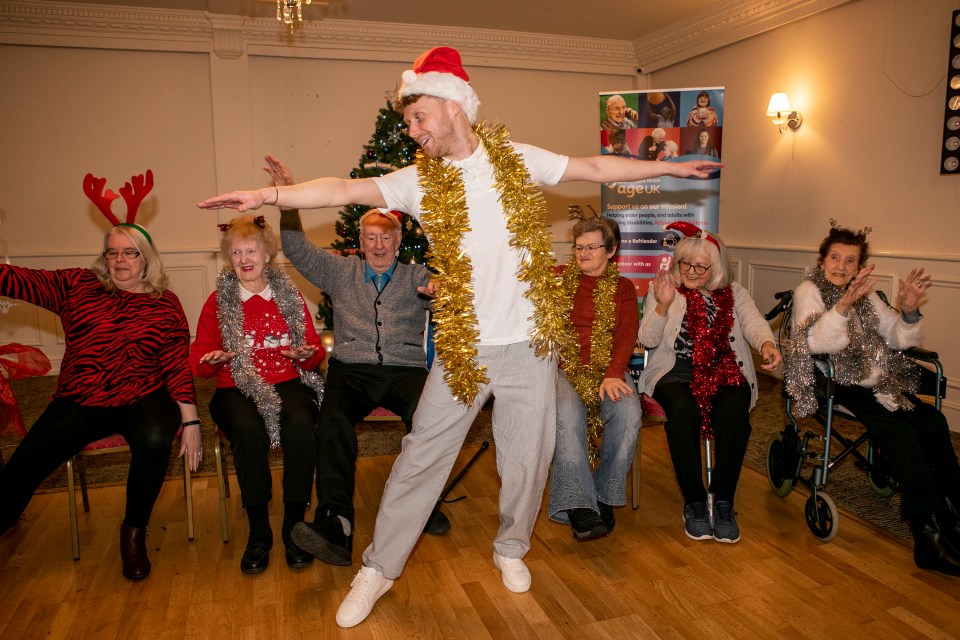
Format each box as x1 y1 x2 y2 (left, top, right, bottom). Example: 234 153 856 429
669 159 722 178
897 267 932 315
835 264 877 316
263 154 295 188
651 268 676 316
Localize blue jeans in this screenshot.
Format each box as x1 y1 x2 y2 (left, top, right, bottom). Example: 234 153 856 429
548 370 641 522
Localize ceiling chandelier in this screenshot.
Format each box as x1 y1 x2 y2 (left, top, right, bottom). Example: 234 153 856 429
276 0 311 28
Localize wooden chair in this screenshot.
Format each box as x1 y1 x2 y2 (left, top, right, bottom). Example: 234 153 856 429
213 429 232 542
66 431 194 560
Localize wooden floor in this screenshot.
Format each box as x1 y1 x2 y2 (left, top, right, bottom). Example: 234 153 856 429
2 425 960 639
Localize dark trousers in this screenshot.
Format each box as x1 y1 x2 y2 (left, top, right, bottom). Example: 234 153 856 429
0 390 180 532
832 382 960 519
315 359 428 523
654 380 752 504
209 379 319 508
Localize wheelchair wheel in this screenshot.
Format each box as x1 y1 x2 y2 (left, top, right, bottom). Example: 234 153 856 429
804 492 839 542
766 432 797 497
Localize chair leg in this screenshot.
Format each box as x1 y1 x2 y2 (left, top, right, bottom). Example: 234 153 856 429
78 455 90 513
182 461 195 541
66 457 80 561
214 438 229 543
631 427 642 510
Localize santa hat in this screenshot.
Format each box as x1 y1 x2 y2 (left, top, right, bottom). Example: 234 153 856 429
399 47 481 123
664 221 719 249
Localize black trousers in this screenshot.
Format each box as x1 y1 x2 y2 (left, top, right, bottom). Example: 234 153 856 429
832 381 960 519
0 389 180 532
654 380 752 505
314 359 428 523
209 379 319 508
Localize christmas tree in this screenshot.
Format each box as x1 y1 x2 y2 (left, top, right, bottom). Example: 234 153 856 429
316 97 429 330
330 98 428 263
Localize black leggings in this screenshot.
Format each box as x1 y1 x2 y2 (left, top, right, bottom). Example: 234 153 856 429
654 380 752 504
209 379 319 508
0 389 180 532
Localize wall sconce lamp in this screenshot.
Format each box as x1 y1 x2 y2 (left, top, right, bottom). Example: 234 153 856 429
766 93 802 133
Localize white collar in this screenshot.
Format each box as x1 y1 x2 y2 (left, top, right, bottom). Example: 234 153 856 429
240 284 273 302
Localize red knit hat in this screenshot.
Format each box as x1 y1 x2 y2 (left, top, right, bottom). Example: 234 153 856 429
399 46 481 123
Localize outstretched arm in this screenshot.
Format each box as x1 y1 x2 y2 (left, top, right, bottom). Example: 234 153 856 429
560 154 721 183
197 173 386 212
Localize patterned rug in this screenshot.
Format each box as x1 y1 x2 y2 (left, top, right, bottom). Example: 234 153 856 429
2 376 492 493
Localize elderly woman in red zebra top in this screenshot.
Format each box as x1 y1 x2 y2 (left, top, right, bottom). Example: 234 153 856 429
190 214 325 575
0 171 202 580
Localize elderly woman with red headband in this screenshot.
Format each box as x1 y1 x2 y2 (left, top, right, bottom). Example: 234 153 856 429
0 171 202 581
190 214 325 575
638 222 780 544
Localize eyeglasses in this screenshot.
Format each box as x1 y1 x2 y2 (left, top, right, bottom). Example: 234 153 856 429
573 243 606 253
677 259 711 274
103 249 141 260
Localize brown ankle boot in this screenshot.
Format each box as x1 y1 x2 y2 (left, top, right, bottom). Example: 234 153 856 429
120 524 151 580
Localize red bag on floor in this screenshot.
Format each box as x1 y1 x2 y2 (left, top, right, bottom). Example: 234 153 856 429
0 343 52 437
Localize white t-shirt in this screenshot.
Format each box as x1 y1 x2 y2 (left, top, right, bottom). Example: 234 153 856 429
373 141 568 345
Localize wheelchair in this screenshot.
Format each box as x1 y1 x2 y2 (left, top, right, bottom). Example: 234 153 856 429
763 290 947 541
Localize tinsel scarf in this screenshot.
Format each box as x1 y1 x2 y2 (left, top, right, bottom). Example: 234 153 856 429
216 267 324 448
559 260 619 465
679 286 742 438
784 268 919 417
417 122 573 405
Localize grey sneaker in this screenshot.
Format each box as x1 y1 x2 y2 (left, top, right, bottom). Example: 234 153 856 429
713 501 741 543
683 502 713 540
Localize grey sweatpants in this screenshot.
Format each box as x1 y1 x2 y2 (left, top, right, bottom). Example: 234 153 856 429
362 341 558 579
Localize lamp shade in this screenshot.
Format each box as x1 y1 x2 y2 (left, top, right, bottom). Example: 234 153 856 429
766 93 792 117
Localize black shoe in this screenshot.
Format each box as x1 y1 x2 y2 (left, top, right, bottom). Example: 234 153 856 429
240 542 271 575
291 515 352 566
597 502 616 533
911 513 960 576
285 542 314 569
424 507 451 535
566 508 607 541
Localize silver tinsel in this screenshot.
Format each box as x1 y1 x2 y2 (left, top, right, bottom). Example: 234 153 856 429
784 268 919 417
215 267 324 448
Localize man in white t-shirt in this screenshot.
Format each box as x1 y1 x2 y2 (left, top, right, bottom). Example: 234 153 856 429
199 46 721 629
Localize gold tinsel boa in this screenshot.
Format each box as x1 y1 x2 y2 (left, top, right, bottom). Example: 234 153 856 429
559 260 619 465
417 122 573 405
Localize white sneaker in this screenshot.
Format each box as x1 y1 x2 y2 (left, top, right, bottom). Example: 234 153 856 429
493 552 531 593
335 566 394 628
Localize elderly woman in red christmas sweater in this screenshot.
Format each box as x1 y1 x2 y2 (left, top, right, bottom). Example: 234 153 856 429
638 223 780 544
190 214 325 575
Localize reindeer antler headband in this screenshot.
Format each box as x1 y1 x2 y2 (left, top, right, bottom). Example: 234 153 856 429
83 170 154 245
829 217 872 241
567 203 601 223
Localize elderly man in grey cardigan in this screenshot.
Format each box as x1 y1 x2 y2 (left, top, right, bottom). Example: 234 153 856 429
264 156 448 568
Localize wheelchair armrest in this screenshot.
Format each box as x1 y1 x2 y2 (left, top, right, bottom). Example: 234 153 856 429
904 347 939 362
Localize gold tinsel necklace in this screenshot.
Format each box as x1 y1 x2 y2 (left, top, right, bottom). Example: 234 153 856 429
416 122 573 405
559 259 620 464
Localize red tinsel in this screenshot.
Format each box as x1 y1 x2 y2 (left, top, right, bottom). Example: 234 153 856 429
679 286 742 439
